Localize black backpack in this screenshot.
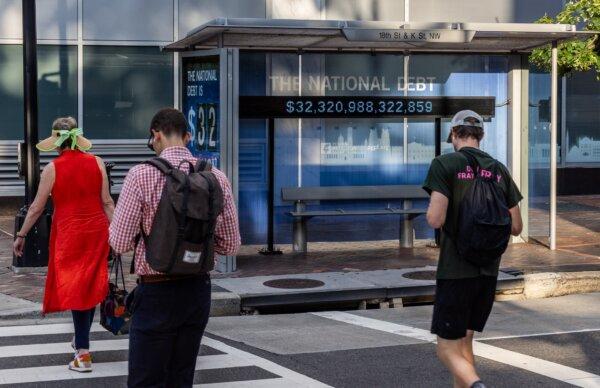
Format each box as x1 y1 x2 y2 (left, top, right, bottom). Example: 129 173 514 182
136 157 224 275
453 150 512 267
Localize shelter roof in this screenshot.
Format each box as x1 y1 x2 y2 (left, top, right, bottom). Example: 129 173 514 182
164 18 596 53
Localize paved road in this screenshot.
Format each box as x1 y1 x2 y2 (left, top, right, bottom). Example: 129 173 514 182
1 293 600 387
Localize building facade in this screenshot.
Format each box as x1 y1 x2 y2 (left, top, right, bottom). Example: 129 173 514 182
0 0 598 246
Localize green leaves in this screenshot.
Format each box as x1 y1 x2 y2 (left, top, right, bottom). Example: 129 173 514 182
530 0 600 77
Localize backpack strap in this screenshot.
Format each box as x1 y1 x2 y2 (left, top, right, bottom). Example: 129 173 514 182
165 170 192 274
194 158 212 172
202 172 220 236
143 157 173 175
459 149 501 179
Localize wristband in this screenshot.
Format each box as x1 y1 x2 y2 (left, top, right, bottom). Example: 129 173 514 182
16 233 26 238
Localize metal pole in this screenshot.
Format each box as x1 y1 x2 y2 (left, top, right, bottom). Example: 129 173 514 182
23 0 39 204
13 0 51 271
549 41 558 250
434 118 442 157
434 117 442 246
259 117 281 255
267 117 275 251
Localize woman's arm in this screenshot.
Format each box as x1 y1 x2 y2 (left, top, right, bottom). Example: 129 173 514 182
13 163 55 257
96 156 115 222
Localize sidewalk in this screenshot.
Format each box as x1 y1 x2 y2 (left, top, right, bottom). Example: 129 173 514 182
1 195 599 317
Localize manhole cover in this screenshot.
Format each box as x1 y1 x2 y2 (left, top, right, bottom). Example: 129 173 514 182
402 270 437 280
263 278 325 289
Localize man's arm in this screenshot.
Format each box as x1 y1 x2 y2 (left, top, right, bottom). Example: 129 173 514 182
423 158 451 230
212 170 241 256
109 168 143 254
426 191 449 229
509 205 522 236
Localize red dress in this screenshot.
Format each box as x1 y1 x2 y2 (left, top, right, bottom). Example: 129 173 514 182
43 150 109 314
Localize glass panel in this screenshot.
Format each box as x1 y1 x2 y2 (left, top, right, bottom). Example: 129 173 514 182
409 54 509 164
565 70 600 163
0 45 78 141
237 52 512 245
83 46 173 139
38 45 78 132
528 66 552 238
276 53 407 243
0 45 23 140
239 52 268 244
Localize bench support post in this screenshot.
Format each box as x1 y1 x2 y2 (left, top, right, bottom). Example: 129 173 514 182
400 200 414 248
292 201 307 252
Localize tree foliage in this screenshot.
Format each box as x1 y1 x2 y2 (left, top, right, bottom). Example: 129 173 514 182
530 0 600 77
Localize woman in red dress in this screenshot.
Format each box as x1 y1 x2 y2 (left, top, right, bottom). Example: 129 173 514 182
13 117 114 373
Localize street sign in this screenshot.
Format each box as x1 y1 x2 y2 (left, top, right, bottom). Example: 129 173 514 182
342 28 475 43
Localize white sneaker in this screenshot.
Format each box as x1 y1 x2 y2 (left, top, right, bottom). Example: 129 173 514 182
68 352 92 373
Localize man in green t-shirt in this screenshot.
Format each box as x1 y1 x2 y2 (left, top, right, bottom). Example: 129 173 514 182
423 110 523 388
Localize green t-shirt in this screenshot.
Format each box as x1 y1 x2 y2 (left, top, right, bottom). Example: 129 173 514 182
423 147 523 279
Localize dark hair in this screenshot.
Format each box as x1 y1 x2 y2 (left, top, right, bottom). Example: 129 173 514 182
52 116 78 149
452 125 484 142
150 108 187 138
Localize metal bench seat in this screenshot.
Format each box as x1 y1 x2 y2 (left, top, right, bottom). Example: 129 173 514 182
289 208 426 217
281 185 429 252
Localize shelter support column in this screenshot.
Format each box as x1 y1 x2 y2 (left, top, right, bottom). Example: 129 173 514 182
508 54 529 243
550 41 558 250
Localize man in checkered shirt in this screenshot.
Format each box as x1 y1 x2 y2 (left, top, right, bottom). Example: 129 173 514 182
109 108 240 387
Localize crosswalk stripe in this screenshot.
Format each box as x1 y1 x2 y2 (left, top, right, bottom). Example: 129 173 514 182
0 323 104 337
0 354 248 385
202 337 332 388
312 311 600 388
0 323 331 387
0 339 129 358
194 378 293 387
472 341 600 388
479 327 600 341
313 311 436 342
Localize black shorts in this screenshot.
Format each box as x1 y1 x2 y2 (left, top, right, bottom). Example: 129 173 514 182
431 275 497 340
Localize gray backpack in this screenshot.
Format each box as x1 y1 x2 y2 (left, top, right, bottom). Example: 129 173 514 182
138 157 224 275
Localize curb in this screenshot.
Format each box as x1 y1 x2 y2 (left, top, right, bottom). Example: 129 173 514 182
0 310 72 321
0 293 43 320
233 277 526 310
2 272 599 319
230 271 600 312
522 271 600 299
210 292 241 317
0 292 242 320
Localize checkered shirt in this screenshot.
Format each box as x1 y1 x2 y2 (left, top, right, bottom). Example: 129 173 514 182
109 146 241 275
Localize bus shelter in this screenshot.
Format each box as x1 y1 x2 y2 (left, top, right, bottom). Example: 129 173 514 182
164 18 594 272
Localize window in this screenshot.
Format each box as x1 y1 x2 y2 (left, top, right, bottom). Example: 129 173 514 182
409 54 509 164
0 45 23 140
83 46 173 139
0 45 77 140
565 70 600 163
38 45 78 133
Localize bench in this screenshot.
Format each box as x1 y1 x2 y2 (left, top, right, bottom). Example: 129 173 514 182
281 185 429 252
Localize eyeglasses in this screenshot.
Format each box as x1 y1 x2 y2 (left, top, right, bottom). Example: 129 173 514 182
147 131 155 151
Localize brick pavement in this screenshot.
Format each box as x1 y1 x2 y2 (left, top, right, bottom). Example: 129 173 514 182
1 195 599 304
